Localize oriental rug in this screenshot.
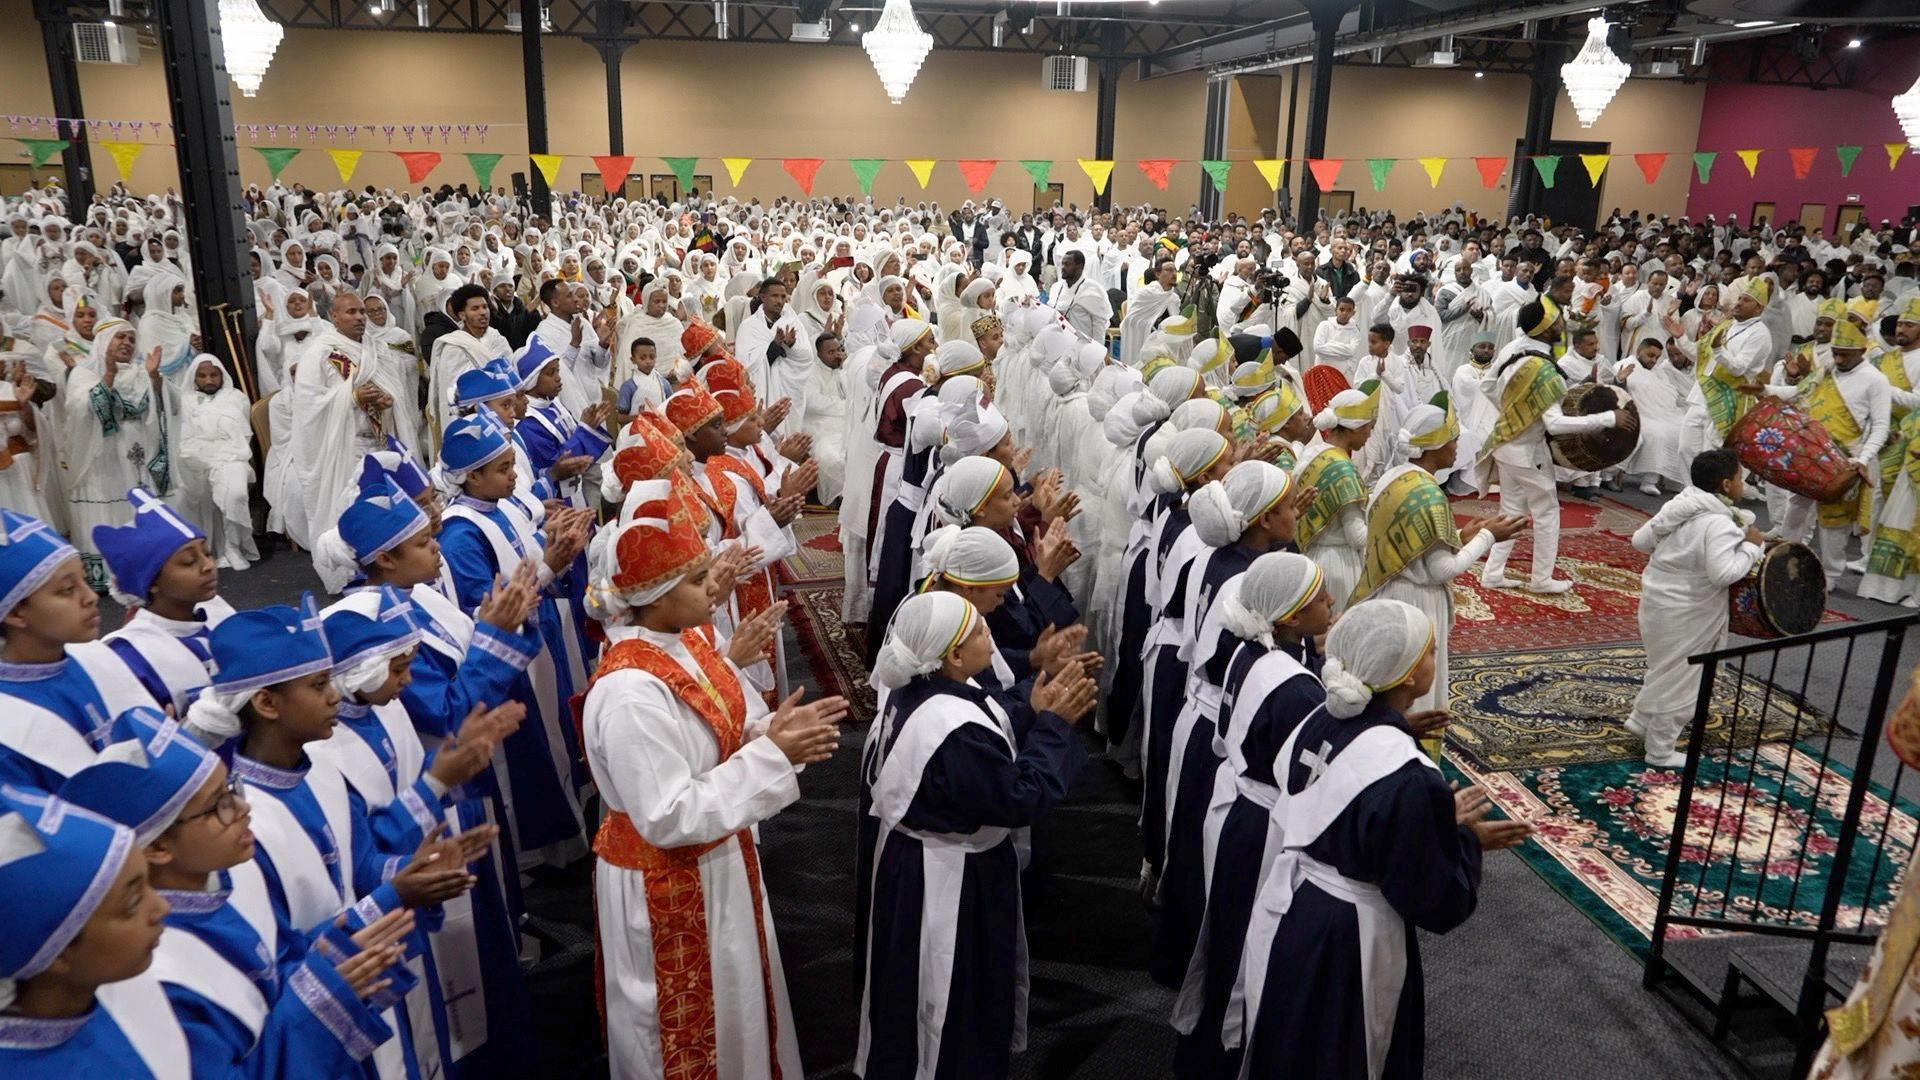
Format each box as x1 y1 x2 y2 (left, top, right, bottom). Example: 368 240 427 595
1447 743 1916 957
784 584 877 726
776 510 845 587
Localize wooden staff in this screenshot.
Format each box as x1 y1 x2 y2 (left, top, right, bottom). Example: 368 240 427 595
209 303 258 402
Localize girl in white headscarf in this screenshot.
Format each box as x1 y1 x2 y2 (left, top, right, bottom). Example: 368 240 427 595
1232 597 1525 1080
63 320 163 590
254 287 319 396
857 590 1096 1080
1296 389 1381 614
134 269 198 404
176 355 259 569
1173 550 1330 1077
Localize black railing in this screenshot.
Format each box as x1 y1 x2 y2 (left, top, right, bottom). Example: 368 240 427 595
1644 613 1919 1076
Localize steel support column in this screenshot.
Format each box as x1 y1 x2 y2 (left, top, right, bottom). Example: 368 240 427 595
1294 1 1350 226
154 0 253 391
1278 62 1299 219
521 0 552 217
1509 42 1563 221
1198 76 1229 220
1094 59 1121 213
34 0 94 204
591 0 627 156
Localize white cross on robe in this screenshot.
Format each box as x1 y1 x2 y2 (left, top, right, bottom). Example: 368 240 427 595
1302 739 1336 784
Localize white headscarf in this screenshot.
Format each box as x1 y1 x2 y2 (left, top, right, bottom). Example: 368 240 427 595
1148 428 1230 495
929 455 1008 526
1313 388 1376 431
1218 551 1324 647
1188 460 1293 547
920 525 1019 586
1320 598 1434 719
872 591 978 690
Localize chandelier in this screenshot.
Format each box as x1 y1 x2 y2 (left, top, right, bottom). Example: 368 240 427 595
1896 72 1920 145
220 0 285 98
862 0 933 104
1560 16 1629 128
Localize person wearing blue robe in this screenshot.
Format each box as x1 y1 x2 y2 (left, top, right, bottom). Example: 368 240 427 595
60 706 395 1079
357 441 460 603
435 413 592 859
1167 553 1329 1080
94 487 235 714
1151 461 1299 992
856 593 1095 1080
0 509 166 792
0 784 189 1079
1230 598 1529 1080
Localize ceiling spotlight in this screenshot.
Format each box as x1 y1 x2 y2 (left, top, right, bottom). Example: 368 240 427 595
1474 70 1484 79
1848 38 1863 49
849 19 859 31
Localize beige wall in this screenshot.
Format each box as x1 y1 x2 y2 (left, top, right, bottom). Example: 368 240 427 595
0 0 1699 218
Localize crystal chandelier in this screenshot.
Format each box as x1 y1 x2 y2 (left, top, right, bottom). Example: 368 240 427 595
1896 72 1920 145
220 0 285 98
862 0 933 104
1560 16 1629 128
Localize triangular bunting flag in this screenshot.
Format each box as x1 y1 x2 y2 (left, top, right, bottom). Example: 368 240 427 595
1417 156 1446 188
782 157 825 196
1788 146 1818 180
1887 143 1907 171
1252 159 1284 191
592 154 635 193
1137 159 1176 191
663 156 698 191
1530 155 1560 189
849 158 885 196
1580 153 1610 185
1200 160 1231 194
530 153 563 186
1473 157 1506 189
1835 145 1862 178
1019 159 1053 189
1306 159 1342 191
1077 159 1114 195
395 151 440 185
904 159 936 189
721 157 753 186
465 152 503 189
957 159 998 193
17 138 68 168
328 148 363 184
1365 158 1395 192
1632 152 1668 185
1736 149 1762 177
100 140 144 182
1692 151 1717 184
254 146 300 180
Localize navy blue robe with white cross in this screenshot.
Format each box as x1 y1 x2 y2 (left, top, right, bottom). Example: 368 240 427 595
1239 697 1484 1080
864 424 937 664
1140 502 1195 877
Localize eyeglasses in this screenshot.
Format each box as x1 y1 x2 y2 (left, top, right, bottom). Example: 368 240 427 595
178 775 248 827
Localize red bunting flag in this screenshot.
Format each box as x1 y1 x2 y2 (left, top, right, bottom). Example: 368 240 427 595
592 154 635 192
1788 147 1818 179
781 157 825 195
1473 157 1506 188
1307 159 1343 191
394 151 441 185
1633 152 1669 184
957 159 998 193
1137 158 1176 190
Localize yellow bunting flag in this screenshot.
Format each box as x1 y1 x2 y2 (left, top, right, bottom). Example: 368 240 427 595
99 140 144 181
1736 149 1762 177
1078 159 1115 195
530 153 564 186
328 149 363 185
721 157 753 186
1252 159 1284 191
1418 156 1446 187
1890 143 1909 170
1581 153 1610 184
904 159 937 189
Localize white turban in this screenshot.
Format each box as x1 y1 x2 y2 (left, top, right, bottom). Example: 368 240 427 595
872 591 979 690
1148 366 1203 408
1148 428 1230 496
879 316 933 362
1105 390 1148 448
1089 366 1143 424
1313 388 1376 432
928 339 986 381
1169 397 1229 434
943 399 1010 462
920 525 1019 587
1320 598 1434 719
1188 460 1293 547
1393 403 1452 465
1219 551 1325 647
930 455 1009 526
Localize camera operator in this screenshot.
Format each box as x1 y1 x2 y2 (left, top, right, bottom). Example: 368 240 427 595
1216 256 1270 336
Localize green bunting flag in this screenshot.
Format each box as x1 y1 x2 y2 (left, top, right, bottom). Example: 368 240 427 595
663 156 698 191
1531 155 1561 189
850 158 886 196
1019 159 1053 189
254 146 301 180
1692 151 1717 184
1835 145 1862 178
1365 158 1395 191
465 152 502 189
18 138 68 168
1200 159 1232 193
